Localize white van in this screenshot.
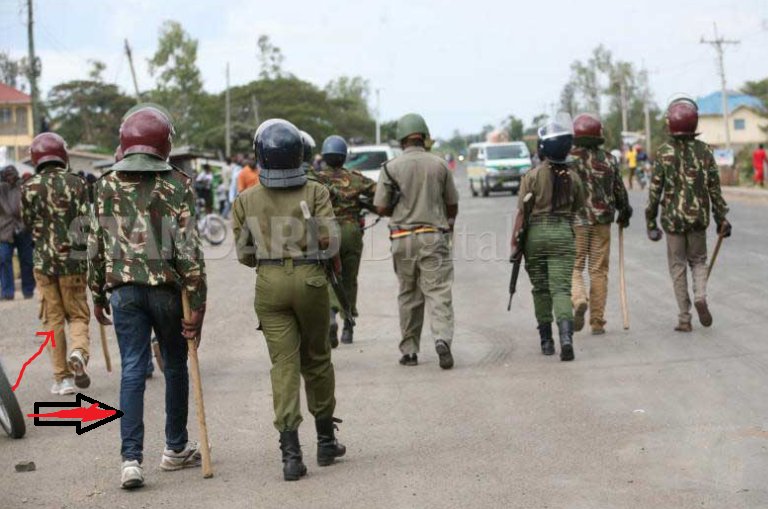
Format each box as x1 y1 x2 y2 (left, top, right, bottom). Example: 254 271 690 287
346 145 402 182
466 142 532 196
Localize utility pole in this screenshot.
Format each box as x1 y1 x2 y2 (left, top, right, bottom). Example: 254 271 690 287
124 39 141 99
619 80 628 133
701 23 739 151
250 95 259 126
642 67 652 156
26 0 40 135
375 88 381 145
225 63 231 158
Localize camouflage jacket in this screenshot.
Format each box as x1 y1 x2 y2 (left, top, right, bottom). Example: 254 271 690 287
645 138 729 233
21 166 89 276
311 167 376 224
569 145 630 226
88 155 207 310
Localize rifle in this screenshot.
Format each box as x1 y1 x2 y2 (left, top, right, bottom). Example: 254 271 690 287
507 192 534 311
300 200 356 326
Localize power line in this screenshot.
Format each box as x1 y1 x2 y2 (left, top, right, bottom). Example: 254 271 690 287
701 22 740 151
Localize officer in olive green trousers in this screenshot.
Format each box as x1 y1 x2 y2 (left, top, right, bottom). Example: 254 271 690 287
316 135 376 345
232 119 345 481
374 113 459 369
512 113 585 361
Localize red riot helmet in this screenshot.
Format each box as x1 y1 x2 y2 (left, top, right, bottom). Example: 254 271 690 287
666 96 699 137
573 113 603 139
30 132 69 169
119 108 174 160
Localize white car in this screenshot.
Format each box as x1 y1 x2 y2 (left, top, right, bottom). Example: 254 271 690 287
346 145 402 182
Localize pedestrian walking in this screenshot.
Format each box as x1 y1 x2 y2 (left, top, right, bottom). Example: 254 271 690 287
0 165 35 300
373 113 459 369
232 119 346 481
511 113 585 361
626 144 638 190
646 96 731 332
21 133 91 393
569 114 632 335
237 159 259 193
752 144 766 187
315 135 376 346
89 105 208 489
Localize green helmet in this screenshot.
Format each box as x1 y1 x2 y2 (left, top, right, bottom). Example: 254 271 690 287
396 113 430 141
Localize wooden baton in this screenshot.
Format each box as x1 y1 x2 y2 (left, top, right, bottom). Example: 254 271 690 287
619 227 630 330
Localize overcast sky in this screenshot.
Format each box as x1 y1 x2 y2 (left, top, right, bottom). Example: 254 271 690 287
1 0 767 138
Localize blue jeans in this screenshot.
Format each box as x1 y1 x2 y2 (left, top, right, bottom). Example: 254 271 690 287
0 230 35 299
111 284 189 462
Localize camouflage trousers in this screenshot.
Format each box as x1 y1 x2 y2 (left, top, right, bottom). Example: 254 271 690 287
524 219 575 324
329 222 363 318
255 262 336 432
391 232 454 355
666 230 707 324
34 271 90 382
572 224 611 329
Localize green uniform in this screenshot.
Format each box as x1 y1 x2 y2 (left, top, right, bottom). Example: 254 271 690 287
373 146 459 355
569 143 630 330
312 167 376 317
519 162 585 324
645 137 729 324
88 154 207 311
232 181 338 431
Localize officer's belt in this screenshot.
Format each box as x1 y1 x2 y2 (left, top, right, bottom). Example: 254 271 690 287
257 258 323 267
389 226 442 239
528 215 573 225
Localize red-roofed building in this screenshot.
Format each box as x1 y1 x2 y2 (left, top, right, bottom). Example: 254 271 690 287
0 83 34 162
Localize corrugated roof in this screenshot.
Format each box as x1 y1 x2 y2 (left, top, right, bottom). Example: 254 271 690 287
0 82 31 104
696 91 766 116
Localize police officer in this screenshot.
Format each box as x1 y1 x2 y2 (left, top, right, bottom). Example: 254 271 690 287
232 119 345 481
646 96 731 332
373 113 459 369
22 133 91 394
569 114 632 335
316 135 376 346
299 130 316 176
89 105 208 489
511 113 585 361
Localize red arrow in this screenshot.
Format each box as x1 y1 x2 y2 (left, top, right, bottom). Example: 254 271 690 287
27 393 124 435
11 330 55 392
27 403 117 423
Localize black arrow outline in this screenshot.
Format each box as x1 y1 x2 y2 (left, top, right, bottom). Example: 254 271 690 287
31 393 123 435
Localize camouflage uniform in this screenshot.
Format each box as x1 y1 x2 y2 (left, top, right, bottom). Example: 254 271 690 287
22 166 91 383
312 167 376 317
569 144 630 332
88 153 207 463
645 137 729 325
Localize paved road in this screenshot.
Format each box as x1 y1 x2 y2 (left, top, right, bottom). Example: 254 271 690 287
2 167 768 509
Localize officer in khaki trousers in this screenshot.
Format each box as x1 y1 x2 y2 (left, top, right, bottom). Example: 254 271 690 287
22 133 91 395
374 113 459 369
233 119 345 481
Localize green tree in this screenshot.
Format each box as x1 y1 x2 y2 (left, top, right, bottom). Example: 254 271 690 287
0 52 27 90
47 61 134 150
257 35 285 80
742 78 768 108
148 20 205 144
324 76 374 142
503 115 525 141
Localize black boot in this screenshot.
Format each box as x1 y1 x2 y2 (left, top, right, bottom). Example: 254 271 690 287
279 430 307 481
316 417 346 466
558 319 575 362
340 319 354 344
538 322 555 356
329 310 339 349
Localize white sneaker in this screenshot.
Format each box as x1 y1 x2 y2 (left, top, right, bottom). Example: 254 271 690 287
58 377 76 395
68 350 91 389
50 380 62 395
160 441 202 471
121 460 144 489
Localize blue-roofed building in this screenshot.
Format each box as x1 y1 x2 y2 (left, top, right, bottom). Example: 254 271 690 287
695 91 767 148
